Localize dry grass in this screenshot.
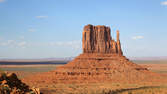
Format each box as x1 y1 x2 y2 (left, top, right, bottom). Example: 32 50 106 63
116 86 167 94
39 83 167 94
0 65 61 72
0 65 62 78
133 60 167 64
134 60 167 75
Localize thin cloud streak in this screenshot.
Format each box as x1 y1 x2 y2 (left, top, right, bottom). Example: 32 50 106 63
0 40 15 46
0 39 28 48
0 39 81 50
28 29 36 32
17 41 27 47
36 16 48 19
132 36 144 40
0 0 5 3
19 36 25 40
161 1 167 5
49 40 81 50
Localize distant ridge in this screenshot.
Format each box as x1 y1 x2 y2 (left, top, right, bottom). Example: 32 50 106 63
0 57 73 62
130 56 167 61
1 56 166 62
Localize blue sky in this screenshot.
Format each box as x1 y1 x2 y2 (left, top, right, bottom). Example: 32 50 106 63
0 0 167 59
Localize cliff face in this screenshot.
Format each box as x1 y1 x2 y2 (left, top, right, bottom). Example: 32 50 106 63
82 24 122 55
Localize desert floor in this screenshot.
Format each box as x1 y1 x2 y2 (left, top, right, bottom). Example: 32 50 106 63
1 60 167 94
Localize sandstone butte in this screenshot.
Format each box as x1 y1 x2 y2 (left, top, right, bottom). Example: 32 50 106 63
23 24 167 85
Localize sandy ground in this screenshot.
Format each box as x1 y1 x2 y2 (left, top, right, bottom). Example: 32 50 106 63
0 64 62 68
139 64 167 70
1 62 167 93
1 63 167 78
0 64 63 78
139 64 167 74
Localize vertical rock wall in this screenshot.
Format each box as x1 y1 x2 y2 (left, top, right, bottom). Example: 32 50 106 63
82 24 123 55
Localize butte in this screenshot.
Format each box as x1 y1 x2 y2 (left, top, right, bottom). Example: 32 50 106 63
24 24 166 84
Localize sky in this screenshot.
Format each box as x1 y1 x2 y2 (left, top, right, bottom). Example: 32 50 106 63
0 0 167 59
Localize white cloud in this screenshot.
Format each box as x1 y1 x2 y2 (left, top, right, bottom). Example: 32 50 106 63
132 36 144 40
161 1 167 6
0 37 3 40
36 16 48 19
49 40 81 50
19 36 25 39
0 40 28 48
0 39 81 49
17 41 27 48
0 0 5 3
28 29 36 32
0 40 16 46
7 40 15 44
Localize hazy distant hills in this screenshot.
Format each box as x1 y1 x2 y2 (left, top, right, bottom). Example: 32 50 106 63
0 56 167 62
129 56 167 61
0 57 74 62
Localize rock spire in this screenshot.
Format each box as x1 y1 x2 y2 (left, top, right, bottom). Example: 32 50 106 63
116 30 123 55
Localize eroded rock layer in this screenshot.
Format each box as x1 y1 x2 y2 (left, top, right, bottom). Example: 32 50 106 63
23 53 165 84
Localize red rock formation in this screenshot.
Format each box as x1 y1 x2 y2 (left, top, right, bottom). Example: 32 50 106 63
83 25 112 53
23 24 167 85
82 25 123 55
116 30 123 55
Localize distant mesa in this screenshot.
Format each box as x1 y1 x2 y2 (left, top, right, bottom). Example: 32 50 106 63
23 24 167 84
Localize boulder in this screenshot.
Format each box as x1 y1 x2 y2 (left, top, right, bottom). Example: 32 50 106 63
0 72 40 94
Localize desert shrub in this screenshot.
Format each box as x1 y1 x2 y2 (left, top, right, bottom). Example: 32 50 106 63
68 84 77 90
29 91 36 94
0 85 10 94
128 91 132 94
117 86 167 94
0 69 4 74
